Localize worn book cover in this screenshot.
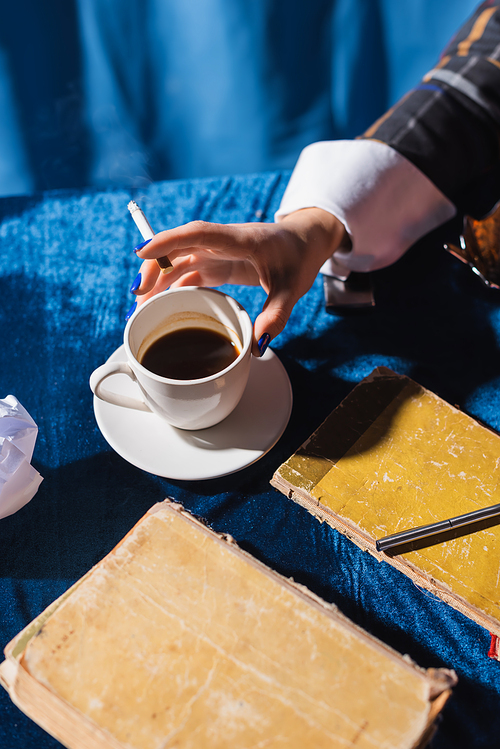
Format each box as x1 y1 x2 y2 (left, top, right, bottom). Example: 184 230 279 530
0 500 454 749
271 367 500 654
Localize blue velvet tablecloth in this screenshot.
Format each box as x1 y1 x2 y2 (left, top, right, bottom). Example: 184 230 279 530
0 172 499 748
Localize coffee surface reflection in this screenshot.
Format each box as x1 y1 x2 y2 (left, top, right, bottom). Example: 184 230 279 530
140 327 240 380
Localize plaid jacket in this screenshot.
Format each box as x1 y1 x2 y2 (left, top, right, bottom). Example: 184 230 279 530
360 1 500 220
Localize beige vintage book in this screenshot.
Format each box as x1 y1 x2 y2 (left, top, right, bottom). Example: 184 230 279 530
271 367 500 655
1 500 454 749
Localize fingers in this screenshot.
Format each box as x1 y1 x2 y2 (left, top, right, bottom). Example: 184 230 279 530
135 221 252 264
131 254 205 300
131 220 306 353
131 221 261 302
133 258 161 296
251 289 299 357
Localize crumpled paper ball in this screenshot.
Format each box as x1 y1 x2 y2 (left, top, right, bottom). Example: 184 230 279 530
0 395 43 520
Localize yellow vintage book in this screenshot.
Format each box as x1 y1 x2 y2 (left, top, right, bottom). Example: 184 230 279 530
271 367 500 654
0 500 454 749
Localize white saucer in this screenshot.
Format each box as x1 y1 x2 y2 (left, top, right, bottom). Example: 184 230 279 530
93 345 293 480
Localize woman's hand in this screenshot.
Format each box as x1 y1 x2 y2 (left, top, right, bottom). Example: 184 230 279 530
132 207 347 355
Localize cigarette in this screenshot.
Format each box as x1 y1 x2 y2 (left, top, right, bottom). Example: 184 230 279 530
127 200 173 274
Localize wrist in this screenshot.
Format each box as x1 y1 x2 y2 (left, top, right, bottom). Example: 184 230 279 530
279 207 350 265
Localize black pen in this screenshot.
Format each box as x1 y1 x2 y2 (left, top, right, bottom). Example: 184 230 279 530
376 502 500 552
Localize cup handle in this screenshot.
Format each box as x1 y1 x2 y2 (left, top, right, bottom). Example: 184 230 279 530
89 361 152 412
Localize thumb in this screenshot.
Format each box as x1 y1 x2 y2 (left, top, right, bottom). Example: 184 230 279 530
251 290 297 357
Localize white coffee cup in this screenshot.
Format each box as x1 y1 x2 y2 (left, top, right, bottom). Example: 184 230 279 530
89 287 253 430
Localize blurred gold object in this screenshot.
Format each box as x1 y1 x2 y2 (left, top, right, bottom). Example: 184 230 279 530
445 203 500 289
157 255 174 274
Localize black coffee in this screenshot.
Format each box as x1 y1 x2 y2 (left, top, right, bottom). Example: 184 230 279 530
140 327 240 380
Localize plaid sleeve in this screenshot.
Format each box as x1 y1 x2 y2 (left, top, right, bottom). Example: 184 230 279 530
359 2 500 219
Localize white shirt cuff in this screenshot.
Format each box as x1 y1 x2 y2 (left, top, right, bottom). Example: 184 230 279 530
275 139 456 274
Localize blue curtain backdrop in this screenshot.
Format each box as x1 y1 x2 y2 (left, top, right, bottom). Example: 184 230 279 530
0 0 479 196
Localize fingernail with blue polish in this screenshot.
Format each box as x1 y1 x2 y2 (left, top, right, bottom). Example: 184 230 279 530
130 273 141 293
134 238 152 253
258 333 271 357
125 301 137 321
